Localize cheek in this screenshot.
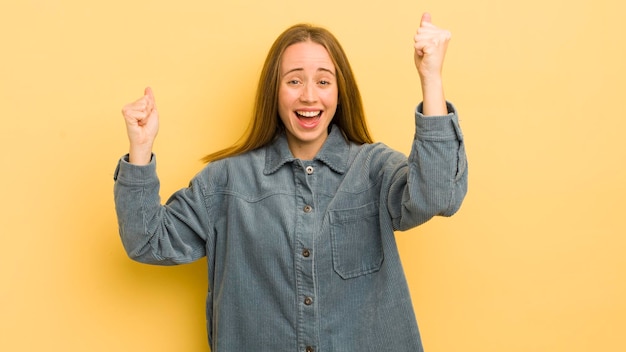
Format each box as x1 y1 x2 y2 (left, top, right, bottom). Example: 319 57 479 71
278 88 296 108
277 96 293 126
277 91 289 113
322 90 339 109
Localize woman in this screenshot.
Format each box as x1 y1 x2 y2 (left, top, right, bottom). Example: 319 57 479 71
114 13 467 351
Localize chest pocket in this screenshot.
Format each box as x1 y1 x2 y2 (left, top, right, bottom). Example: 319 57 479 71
329 202 384 279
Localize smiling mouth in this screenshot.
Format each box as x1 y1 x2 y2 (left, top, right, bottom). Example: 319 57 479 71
295 110 322 128
296 110 322 118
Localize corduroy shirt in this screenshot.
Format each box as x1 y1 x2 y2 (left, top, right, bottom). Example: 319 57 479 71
113 102 468 352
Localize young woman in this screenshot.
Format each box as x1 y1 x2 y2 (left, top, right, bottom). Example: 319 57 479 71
115 13 467 352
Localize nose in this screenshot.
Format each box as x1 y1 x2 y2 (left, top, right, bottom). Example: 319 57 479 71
300 83 317 103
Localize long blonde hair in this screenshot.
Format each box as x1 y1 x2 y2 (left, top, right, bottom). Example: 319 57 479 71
202 23 373 163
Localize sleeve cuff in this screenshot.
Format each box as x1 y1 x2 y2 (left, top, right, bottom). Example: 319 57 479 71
113 153 158 184
415 101 464 141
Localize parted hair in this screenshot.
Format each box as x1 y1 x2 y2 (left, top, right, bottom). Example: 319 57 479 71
202 23 373 163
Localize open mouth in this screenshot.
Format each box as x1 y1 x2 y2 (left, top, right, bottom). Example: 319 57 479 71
296 110 322 118
295 110 322 128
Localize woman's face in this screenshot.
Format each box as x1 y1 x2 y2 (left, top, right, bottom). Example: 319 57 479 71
278 40 338 159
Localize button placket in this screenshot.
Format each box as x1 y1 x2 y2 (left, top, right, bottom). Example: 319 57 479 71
293 161 318 350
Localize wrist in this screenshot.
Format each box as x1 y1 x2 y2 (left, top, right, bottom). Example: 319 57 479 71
419 73 443 88
128 144 153 165
420 79 447 116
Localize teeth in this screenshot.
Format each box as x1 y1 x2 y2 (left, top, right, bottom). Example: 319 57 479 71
296 111 321 118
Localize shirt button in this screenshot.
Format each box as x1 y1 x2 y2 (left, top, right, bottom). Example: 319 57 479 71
303 205 312 213
306 347 314 352
305 166 314 175
302 249 311 258
304 297 313 305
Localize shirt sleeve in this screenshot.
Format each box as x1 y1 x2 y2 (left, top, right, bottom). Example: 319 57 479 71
113 154 209 265
388 101 468 231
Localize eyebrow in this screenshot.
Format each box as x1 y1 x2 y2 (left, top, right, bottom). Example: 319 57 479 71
283 67 336 76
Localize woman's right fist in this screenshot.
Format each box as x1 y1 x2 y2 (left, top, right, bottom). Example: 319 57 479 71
121 87 159 165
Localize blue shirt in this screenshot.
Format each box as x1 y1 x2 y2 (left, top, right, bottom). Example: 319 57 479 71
113 102 468 351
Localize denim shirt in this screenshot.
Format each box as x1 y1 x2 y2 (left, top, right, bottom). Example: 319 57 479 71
113 102 467 352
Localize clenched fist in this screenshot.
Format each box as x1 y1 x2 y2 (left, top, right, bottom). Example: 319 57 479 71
413 13 451 116
414 13 451 80
121 87 159 165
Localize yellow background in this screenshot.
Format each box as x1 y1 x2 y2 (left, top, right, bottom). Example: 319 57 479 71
1 0 624 351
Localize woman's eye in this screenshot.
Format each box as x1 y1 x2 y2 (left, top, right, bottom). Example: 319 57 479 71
287 79 300 85
319 80 330 85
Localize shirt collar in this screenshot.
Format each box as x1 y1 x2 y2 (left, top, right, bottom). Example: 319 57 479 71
264 125 351 175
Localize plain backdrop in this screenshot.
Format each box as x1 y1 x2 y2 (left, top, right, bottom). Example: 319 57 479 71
1 0 625 351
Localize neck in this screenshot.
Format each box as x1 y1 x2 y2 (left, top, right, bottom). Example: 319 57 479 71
286 138 326 160
288 143 320 160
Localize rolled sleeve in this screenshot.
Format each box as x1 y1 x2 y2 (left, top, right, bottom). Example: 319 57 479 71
415 101 464 142
113 154 157 183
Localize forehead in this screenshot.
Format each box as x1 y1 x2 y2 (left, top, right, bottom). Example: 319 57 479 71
281 41 335 73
